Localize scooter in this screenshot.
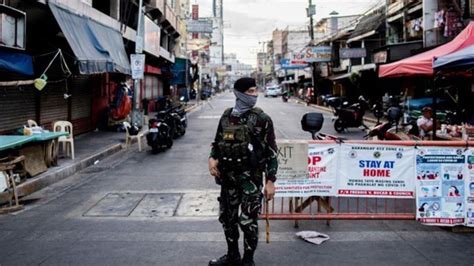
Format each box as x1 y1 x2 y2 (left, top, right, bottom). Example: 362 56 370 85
301 112 344 141
169 103 187 138
146 111 173 154
281 91 289 102
365 106 420 140
332 96 368 133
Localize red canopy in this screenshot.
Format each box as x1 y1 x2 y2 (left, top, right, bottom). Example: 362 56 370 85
379 21 474 77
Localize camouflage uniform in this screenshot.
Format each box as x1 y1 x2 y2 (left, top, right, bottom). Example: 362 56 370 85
210 107 278 259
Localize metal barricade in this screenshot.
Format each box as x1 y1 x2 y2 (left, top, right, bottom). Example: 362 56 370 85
260 140 473 222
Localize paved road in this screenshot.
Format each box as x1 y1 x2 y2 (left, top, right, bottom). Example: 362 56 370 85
0 92 473 265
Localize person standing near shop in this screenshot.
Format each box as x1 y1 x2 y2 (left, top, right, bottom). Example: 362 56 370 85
208 77 278 266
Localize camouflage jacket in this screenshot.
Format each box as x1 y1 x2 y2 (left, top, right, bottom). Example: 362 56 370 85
210 107 278 182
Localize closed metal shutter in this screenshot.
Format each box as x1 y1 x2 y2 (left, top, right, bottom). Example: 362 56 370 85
39 82 68 129
70 76 93 134
0 86 36 133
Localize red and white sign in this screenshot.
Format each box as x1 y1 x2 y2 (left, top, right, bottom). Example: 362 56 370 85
275 143 338 197
337 144 416 198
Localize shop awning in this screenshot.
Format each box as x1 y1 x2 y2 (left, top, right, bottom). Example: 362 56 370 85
49 3 130 75
0 49 34 76
433 44 474 70
379 21 474 77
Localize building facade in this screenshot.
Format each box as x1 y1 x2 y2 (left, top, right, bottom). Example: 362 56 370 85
0 0 184 134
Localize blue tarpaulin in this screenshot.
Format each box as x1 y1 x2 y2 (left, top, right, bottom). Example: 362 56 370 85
433 45 474 70
49 3 130 74
0 49 34 76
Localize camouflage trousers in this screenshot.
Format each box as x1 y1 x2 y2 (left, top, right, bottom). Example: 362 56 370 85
218 170 263 255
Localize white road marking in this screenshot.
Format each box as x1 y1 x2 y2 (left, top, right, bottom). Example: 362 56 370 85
197 115 221 119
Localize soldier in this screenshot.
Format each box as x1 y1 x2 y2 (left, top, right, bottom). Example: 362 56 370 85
208 77 278 266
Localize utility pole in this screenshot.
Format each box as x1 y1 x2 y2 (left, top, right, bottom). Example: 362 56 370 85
132 0 145 127
308 0 317 104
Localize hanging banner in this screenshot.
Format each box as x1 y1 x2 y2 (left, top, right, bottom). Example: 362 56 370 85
466 148 474 227
339 48 367 59
306 143 338 196
338 144 415 198
275 142 338 197
415 147 467 226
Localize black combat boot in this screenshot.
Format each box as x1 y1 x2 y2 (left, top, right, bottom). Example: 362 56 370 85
208 253 241 266
242 251 255 266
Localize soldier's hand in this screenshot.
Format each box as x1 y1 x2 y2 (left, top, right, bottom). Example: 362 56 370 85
208 157 220 178
264 180 275 201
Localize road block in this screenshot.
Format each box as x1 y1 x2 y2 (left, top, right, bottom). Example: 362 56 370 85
261 140 474 226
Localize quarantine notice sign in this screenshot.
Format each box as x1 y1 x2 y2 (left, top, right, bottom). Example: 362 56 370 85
416 147 468 226
338 144 415 198
275 142 337 197
465 148 474 227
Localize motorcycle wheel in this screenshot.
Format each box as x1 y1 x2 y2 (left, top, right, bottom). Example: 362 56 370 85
166 138 173 149
334 119 345 133
151 144 160 154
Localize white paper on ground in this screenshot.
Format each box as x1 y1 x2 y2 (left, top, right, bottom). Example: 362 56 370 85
295 231 330 245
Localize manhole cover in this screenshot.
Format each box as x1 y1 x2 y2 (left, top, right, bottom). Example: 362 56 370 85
175 192 220 217
84 192 219 218
84 193 144 217
130 193 183 217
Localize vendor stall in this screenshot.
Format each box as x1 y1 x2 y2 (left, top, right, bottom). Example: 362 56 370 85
0 132 68 177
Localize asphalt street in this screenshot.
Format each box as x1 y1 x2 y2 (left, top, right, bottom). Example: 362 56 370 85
0 91 473 265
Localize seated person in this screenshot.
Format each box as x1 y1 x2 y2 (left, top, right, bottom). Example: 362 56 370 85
417 107 433 138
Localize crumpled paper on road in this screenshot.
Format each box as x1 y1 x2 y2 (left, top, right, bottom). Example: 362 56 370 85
296 231 330 245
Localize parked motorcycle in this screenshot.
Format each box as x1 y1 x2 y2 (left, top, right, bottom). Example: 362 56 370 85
332 96 368 133
169 102 187 138
301 112 344 141
365 106 421 140
147 111 173 154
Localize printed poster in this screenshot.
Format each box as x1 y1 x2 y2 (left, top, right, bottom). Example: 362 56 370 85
275 142 338 197
415 147 467 226
338 144 415 198
465 148 474 227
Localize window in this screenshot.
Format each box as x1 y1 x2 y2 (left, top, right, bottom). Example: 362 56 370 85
471 0 474 16
92 0 111 16
0 5 26 50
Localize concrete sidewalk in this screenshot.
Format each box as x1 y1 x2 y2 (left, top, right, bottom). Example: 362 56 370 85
0 131 125 204
0 98 209 206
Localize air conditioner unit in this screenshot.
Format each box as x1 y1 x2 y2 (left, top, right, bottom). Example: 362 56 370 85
0 4 26 50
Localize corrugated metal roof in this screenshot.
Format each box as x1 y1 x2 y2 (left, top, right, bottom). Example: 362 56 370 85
349 9 385 41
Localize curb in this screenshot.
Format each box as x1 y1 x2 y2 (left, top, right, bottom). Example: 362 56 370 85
0 143 123 205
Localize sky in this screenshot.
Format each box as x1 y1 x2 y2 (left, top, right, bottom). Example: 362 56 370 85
192 0 383 66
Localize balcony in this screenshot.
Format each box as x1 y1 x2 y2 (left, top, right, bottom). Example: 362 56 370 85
146 0 165 19
387 0 405 17
159 4 178 35
165 4 177 31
